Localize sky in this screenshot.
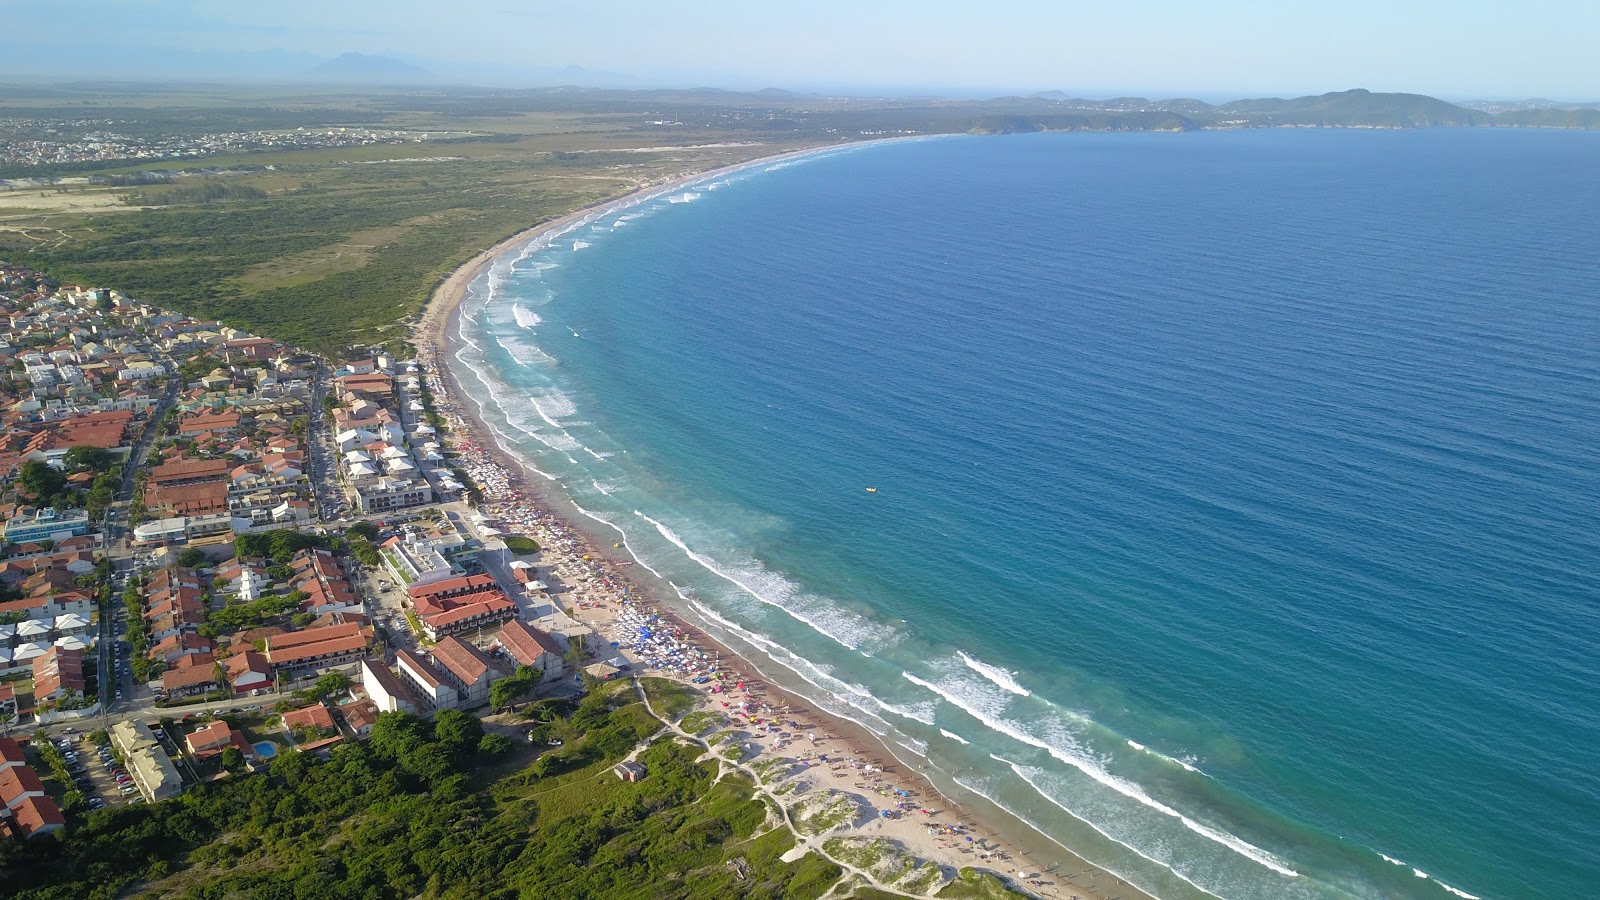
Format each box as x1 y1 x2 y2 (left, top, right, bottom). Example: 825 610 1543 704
6 0 1598 99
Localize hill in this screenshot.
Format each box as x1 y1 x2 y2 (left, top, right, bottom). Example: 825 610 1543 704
1215 88 1480 127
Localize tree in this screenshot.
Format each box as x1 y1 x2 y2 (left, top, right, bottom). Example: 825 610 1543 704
310 671 350 700
477 732 513 758
176 547 206 568
63 445 113 472
347 520 379 541
220 746 246 772
489 665 539 712
432 708 483 754
17 460 66 501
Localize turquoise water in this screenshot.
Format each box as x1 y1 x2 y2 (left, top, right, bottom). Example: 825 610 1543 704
450 130 1600 900
253 741 277 759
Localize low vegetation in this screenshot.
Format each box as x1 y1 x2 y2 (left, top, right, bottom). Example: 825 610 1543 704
1 686 844 900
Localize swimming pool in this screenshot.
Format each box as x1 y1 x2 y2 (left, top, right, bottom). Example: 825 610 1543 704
252 741 277 759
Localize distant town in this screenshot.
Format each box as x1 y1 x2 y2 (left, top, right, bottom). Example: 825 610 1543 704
0 120 462 170
0 260 571 839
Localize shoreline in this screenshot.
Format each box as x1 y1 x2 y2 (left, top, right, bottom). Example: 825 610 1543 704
413 143 1144 900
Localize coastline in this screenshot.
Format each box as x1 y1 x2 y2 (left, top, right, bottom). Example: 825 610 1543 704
413 143 1145 900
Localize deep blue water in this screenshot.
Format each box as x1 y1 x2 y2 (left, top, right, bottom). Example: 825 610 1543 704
451 129 1600 900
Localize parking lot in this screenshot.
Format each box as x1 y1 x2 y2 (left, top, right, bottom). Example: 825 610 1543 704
52 733 142 812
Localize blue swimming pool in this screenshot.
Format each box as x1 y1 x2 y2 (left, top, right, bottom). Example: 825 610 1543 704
252 741 277 759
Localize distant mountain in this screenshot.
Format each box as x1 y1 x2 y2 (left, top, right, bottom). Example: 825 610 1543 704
1216 88 1478 126
311 53 432 82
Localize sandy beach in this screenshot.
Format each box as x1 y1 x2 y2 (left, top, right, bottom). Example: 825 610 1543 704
411 148 1145 900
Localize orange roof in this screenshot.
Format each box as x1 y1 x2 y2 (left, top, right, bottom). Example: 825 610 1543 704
149 457 230 484
0 765 46 805
281 704 337 732
162 664 221 691
267 634 367 666
430 636 500 686
267 622 362 651
11 794 64 837
499 620 563 666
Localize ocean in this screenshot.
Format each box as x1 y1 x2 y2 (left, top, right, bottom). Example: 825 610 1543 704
448 129 1600 900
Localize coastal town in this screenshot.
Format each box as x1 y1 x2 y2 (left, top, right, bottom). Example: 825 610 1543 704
0 258 1107 899
0 120 458 171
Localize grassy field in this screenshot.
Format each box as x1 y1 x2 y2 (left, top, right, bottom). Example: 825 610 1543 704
0 85 846 353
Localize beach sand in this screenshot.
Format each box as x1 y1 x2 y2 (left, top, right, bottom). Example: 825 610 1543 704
412 148 1146 900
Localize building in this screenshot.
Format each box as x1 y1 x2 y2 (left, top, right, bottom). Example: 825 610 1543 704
0 763 46 810
0 737 24 772
9 793 65 838
186 720 247 759
160 656 221 699
224 650 273 695
360 658 421 715
406 574 517 641
614 761 647 782
496 620 567 682
396 650 456 712
32 645 84 703
131 512 240 545
110 720 182 802
428 636 505 709
340 700 380 738
0 682 16 720
3 507 90 545
281 703 338 739
264 623 370 676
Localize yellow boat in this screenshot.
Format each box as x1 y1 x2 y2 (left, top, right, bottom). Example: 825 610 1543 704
865 487 877 493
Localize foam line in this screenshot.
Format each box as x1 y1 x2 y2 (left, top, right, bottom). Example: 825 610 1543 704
958 650 1031 696
902 672 1299 878
953 771 1188 900
633 510 869 652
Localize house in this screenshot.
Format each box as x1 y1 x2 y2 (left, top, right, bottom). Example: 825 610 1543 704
614 761 647 783
0 683 16 721
281 703 338 739
360 658 422 715
340 700 379 738
0 764 47 810
496 620 567 681
9 794 65 838
224 650 273 695
428 636 505 709
185 720 249 759
396 650 455 712
0 737 25 772
160 655 221 699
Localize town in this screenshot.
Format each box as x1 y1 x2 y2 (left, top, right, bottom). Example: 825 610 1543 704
0 259 589 839
0 119 461 171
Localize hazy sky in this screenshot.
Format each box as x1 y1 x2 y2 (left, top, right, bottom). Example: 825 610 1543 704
10 0 1599 98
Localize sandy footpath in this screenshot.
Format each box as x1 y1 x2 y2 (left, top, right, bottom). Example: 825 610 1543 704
410 146 1143 900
